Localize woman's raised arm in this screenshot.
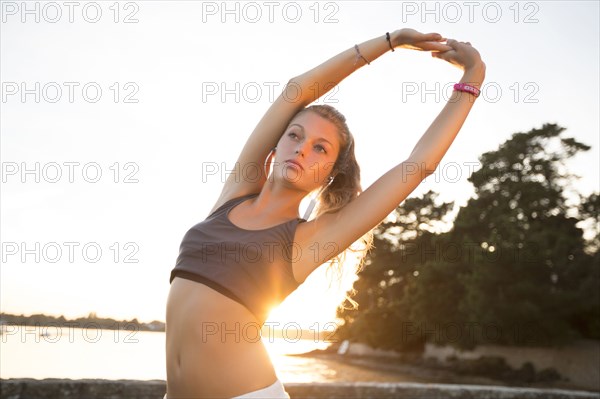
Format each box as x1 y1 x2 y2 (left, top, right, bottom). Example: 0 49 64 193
289 29 450 106
295 39 486 270
214 29 451 205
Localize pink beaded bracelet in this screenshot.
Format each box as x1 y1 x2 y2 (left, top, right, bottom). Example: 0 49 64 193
453 83 480 98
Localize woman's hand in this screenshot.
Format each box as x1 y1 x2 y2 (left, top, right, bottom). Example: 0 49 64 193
432 39 485 72
393 28 452 52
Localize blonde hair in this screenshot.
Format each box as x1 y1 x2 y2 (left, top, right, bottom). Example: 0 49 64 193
290 104 376 310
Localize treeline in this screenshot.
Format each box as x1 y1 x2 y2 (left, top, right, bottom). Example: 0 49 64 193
0 312 332 340
0 312 165 332
334 123 599 352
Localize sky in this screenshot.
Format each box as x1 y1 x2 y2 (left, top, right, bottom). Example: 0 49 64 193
1 1 599 329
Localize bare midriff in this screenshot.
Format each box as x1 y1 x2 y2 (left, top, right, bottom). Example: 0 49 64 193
165 276 278 398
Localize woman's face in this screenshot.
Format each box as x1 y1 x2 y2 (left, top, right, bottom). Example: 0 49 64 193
275 111 341 191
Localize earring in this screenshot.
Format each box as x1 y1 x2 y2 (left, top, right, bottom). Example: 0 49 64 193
302 174 336 221
264 147 277 177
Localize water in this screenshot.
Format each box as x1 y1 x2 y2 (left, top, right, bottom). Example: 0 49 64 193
0 325 335 382
4 325 595 395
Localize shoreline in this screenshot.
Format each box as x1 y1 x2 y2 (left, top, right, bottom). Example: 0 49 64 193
291 346 600 393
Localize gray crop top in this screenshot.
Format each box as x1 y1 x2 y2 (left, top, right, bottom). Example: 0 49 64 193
169 192 307 326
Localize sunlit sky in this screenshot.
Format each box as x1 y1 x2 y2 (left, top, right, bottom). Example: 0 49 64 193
1 1 598 329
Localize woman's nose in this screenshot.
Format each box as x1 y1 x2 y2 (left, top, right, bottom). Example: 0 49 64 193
295 142 308 156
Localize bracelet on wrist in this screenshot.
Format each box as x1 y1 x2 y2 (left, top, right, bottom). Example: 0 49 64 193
353 44 370 66
386 32 394 52
453 83 480 98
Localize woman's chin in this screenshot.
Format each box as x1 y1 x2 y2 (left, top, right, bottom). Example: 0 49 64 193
279 171 304 184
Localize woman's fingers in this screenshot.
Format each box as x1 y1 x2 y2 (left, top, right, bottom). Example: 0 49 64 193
446 38 459 47
398 28 448 49
424 32 445 41
445 38 473 47
434 42 453 51
431 38 482 70
432 49 456 61
415 41 453 52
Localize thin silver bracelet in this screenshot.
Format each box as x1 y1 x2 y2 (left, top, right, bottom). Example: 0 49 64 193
354 44 370 66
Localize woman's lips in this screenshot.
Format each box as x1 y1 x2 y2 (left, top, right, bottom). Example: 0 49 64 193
285 160 304 170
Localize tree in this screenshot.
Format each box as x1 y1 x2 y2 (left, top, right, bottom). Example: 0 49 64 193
570 192 600 339
452 123 594 346
335 190 454 351
336 123 598 350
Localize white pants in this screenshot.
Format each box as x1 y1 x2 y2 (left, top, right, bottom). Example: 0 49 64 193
163 378 291 399
231 378 290 399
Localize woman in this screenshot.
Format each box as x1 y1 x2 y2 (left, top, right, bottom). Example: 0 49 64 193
165 28 485 398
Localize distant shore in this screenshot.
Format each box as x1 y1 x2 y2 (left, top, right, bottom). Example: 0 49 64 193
0 312 333 340
0 312 165 333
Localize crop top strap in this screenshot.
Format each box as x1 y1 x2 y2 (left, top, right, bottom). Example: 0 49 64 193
206 192 260 219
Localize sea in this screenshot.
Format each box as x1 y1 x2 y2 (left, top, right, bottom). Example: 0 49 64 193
0 324 339 382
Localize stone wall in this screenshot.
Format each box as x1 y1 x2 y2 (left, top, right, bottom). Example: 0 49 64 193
1 379 599 399
343 341 403 358
424 339 600 391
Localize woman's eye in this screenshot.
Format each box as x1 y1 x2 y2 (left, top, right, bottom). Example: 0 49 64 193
289 132 298 139
316 145 326 153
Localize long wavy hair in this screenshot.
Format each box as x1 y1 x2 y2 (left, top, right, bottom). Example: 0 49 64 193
289 104 376 311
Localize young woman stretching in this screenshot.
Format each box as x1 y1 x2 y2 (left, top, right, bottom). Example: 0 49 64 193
165 28 485 398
